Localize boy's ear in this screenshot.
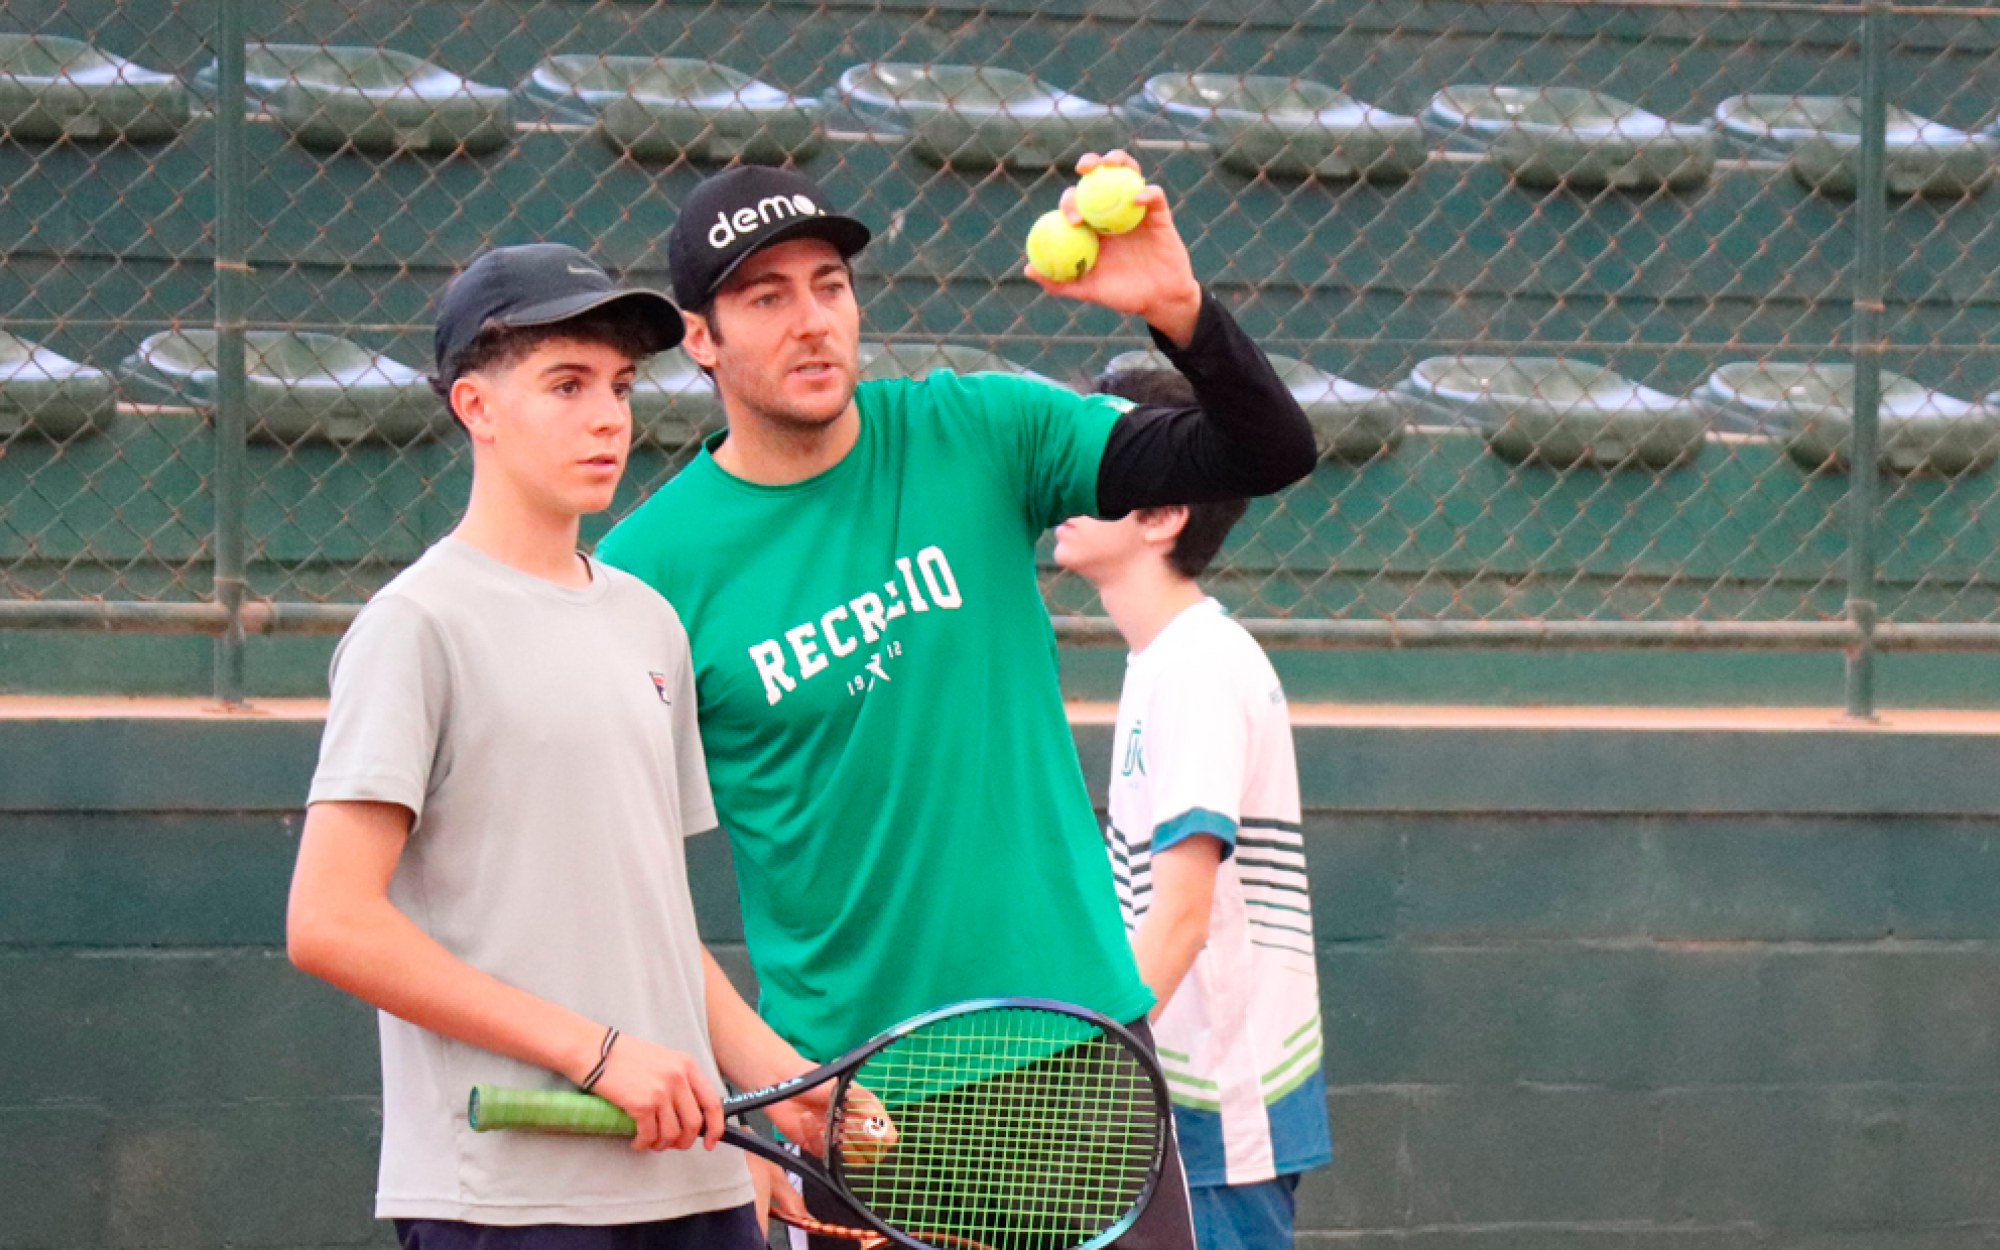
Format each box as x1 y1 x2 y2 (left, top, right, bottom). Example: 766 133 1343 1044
1135 506 1189 550
450 374 495 443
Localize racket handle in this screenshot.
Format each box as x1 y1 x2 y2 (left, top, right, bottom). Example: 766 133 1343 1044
469 1085 635 1136
769 1208 886 1248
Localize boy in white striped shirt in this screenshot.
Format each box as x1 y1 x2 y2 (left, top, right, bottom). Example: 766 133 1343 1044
1054 368 1332 1250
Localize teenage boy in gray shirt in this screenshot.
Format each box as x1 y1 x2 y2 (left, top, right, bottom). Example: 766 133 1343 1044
289 245 823 1250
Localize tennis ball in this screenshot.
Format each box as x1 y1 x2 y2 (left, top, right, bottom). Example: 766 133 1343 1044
1074 165 1147 235
1025 210 1099 282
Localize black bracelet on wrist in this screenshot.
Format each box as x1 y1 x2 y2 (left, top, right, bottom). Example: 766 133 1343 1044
577 1026 619 1093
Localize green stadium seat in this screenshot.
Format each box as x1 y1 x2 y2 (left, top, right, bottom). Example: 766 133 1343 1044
1403 355 1705 468
1423 86 1713 190
118 329 444 444
629 348 723 446
0 332 114 438
1700 362 2000 475
0 33 189 144
1126 73 1426 181
520 56 822 164
832 63 1122 169
1714 95 1994 197
1105 348 1406 460
201 44 510 156
858 342 1047 382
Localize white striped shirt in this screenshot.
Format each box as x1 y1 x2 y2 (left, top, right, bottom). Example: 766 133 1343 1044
1105 599 1331 1187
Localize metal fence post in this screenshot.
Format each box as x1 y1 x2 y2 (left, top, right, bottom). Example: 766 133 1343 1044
212 0 250 706
1843 0 1891 722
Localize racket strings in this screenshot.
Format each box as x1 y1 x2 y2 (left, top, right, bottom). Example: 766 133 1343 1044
830 1007 1162 1250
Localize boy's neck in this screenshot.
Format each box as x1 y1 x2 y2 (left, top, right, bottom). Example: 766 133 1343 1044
452 478 590 588
1097 562 1209 655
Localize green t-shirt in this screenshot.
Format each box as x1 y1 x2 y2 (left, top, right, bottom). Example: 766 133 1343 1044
596 369 1154 1061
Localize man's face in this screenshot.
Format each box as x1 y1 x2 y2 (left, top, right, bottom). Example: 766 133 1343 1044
1052 514 1150 585
452 337 635 519
683 237 861 432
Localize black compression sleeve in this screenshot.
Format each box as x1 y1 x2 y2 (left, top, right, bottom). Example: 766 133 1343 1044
1094 290 1318 517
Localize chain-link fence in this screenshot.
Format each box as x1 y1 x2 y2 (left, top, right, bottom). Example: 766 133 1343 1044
3 0 1998 705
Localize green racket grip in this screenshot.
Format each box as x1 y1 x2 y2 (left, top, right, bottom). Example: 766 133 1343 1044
468 1085 636 1136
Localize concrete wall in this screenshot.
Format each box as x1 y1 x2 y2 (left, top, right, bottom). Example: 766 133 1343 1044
4 712 1999 1248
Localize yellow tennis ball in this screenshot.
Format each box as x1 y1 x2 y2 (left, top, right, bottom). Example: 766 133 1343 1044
1074 165 1147 235
1025 210 1099 282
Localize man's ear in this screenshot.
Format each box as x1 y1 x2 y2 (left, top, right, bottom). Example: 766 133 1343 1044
681 310 718 370
451 374 495 444
1135 506 1189 550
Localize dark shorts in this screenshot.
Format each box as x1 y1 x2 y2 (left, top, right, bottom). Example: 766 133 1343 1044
394 1203 764 1250
789 1016 1196 1250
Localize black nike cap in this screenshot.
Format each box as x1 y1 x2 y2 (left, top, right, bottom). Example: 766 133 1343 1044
433 243 683 384
668 167 872 309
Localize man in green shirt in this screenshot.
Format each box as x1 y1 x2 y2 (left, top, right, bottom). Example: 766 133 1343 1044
596 157 1315 1249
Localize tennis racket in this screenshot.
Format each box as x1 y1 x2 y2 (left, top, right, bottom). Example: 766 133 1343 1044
469 997 1170 1250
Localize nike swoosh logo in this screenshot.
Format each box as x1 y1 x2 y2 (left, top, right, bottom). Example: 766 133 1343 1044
567 264 601 277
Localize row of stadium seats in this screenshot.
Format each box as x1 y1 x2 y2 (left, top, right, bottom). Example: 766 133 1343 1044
3 33 1993 195
6 328 1998 476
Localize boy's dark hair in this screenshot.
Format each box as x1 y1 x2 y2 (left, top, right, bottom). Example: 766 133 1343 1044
430 303 664 415
1094 367 1249 580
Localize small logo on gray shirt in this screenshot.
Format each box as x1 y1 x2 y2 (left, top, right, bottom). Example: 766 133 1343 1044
649 672 671 704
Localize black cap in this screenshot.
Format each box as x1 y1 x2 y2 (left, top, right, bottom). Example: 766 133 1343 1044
433 243 683 383
667 167 872 308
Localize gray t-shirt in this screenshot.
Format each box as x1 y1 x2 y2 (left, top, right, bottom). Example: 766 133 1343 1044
308 537 754 1225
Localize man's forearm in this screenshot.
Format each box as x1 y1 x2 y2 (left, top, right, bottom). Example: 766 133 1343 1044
1096 291 1319 515
1140 282 1204 350
701 946 810 1092
700 947 835 1158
